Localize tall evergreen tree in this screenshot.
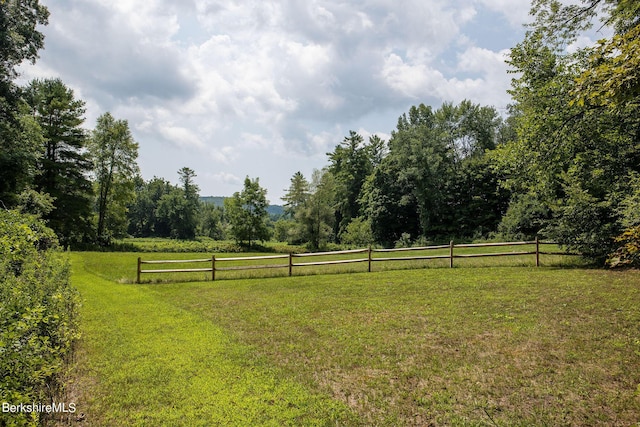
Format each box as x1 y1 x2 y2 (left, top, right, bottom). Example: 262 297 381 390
281 171 310 219
25 78 93 245
327 131 373 239
176 167 200 240
296 169 336 250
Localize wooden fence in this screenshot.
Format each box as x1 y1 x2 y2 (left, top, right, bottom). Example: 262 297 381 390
136 238 575 283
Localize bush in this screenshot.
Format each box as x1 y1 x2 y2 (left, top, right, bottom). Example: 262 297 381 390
607 226 640 268
0 210 79 427
497 193 551 241
340 217 374 247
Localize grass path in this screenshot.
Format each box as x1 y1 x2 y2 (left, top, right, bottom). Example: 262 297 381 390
68 253 356 426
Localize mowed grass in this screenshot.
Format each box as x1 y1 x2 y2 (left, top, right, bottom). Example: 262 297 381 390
70 251 640 426
68 253 356 426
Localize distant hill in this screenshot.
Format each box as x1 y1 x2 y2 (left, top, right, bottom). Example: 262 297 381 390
200 196 225 207
200 196 284 218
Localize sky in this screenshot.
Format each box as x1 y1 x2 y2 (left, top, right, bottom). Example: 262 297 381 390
18 0 537 203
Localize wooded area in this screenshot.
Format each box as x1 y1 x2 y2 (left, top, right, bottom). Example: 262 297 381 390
1 0 639 261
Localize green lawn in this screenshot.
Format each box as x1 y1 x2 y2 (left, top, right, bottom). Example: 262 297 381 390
67 252 640 426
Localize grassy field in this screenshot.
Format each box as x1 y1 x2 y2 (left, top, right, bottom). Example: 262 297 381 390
63 251 640 426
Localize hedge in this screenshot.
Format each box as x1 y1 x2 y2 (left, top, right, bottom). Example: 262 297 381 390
0 210 80 426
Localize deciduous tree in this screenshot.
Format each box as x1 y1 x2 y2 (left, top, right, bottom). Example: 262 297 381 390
0 0 49 206
225 176 270 247
495 0 640 261
89 112 139 244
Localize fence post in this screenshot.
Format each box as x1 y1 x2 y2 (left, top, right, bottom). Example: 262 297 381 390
449 240 454 268
212 255 216 281
368 246 372 273
289 252 293 277
535 236 540 267
137 257 141 283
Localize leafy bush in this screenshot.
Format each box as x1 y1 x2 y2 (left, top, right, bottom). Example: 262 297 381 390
340 217 374 247
497 193 551 241
607 226 640 268
548 185 620 263
0 210 79 427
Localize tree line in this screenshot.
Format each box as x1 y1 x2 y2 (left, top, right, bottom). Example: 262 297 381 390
2 0 639 265
276 102 511 250
1 74 140 247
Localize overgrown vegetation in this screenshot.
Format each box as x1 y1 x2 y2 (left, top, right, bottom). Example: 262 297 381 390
0 210 79 427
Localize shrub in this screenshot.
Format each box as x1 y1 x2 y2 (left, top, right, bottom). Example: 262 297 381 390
497 193 551 241
607 226 640 268
340 217 374 247
0 210 79 427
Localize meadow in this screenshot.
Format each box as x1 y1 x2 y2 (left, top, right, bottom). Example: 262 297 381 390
62 250 640 426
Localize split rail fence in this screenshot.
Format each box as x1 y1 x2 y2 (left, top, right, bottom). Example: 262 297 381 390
136 238 575 283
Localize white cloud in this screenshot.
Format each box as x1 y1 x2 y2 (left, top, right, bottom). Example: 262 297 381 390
477 0 532 27
206 172 242 186
22 0 526 198
159 125 206 150
210 146 238 164
380 53 445 99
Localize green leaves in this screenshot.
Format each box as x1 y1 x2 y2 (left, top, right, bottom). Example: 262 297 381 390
89 112 140 244
572 23 640 111
225 176 271 247
0 210 79 427
495 0 640 262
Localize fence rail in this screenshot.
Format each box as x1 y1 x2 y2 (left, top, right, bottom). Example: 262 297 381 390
136 238 576 283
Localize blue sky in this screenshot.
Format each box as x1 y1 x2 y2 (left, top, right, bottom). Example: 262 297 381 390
20 0 539 202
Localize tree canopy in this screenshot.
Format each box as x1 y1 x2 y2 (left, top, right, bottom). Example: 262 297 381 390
494 0 640 260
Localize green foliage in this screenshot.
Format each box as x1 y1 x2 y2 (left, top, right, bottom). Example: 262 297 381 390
198 202 225 240
176 167 200 239
0 0 49 207
295 169 336 250
0 99 43 208
153 167 201 240
127 176 173 237
327 131 375 237
89 112 139 244
0 210 79 427
225 176 271 247
362 101 507 245
340 216 373 247
607 225 640 268
25 78 94 246
495 0 640 263
0 0 49 81
498 193 551 240
16 188 54 218
281 171 310 219
273 218 300 245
